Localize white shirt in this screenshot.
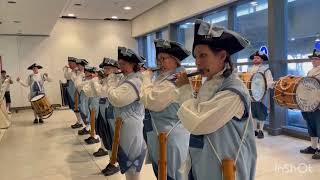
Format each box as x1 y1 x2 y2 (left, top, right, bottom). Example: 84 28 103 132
0 79 10 100
63 67 74 80
0 76 11 92
102 73 140 108
308 66 320 78
177 70 245 135
141 70 179 112
82 77 100 97
19 73 53 88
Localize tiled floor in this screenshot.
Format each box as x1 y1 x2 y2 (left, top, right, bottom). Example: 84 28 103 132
0 109 319 180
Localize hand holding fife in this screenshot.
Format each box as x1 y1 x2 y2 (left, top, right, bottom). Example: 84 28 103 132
175 71 189 88
44 73 48 77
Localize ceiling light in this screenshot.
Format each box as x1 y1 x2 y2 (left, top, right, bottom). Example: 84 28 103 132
123 6 132 10
13 20 21 23
74 3 82 6
290 38 295 41
111 16 118 19
315 38 320 42
250 1 258 6
7 1 16 4
68 13 75 17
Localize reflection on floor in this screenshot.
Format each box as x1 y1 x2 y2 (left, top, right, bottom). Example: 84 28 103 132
0 109 319 180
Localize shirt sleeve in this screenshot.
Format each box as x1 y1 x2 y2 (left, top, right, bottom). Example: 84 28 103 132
177 84 194 105
141 80 178 112
177 90 245 135
265 69 274 89
106 82 139 108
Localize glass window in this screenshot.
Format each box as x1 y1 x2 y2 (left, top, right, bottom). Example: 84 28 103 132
203 10 228 28
287 0 320 60
146 33 157 67
234 0 268 63
177 19 196 66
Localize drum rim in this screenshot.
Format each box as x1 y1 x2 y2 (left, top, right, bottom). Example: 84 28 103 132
250 72 267 102
295 76 320 112
30 94 45 102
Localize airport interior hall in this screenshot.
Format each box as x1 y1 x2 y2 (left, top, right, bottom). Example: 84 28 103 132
0 0 320 180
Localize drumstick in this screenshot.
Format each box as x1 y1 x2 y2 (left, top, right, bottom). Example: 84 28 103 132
158 132 167 180
89 108 96 137
221 158 236 180
110 117 123 165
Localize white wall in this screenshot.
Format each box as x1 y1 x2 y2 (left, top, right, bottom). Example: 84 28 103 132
0 19 136 107
131 0 235 37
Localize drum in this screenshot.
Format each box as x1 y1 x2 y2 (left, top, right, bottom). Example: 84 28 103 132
30 94 54 119
274 75 320 112
239 72 267 102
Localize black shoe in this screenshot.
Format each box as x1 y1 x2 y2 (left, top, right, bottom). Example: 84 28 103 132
84 136 100 144
102 163 120 176
93 148 108 157
254 130 258 136
257 130 264 139
39 119 44 124
78 128 90 135
300 146 317 154
33 118 39 124
312 150 320 159
71 122 83 129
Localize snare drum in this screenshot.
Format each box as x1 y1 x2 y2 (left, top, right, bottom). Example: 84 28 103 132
239 72 267 102
30 94 54 119
274 75 320 112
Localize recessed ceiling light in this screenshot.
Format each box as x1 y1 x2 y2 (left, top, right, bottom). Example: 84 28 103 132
111 16 118 19
68 13 75 17
123 6 132 10
315 38 320 42
250 1 258 6
13 20 21 23
8 1 16 4
74 3 82 6
291 38 295 41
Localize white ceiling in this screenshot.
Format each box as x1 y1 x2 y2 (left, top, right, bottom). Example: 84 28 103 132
0 0 67 35
61 0 164 20
0 0 163 35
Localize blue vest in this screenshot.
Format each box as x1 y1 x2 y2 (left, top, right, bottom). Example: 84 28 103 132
29 74 45 99
113 72 146 174
189 72 257 180
144 69 190 180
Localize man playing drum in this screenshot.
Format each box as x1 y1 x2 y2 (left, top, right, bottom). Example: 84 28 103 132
300 49 320 160
248 51 274 139
17 63 52 124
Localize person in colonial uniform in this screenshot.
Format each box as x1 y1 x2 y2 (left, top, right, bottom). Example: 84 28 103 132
1 70 13 114
17 63 53 124
248 51 274 139
79 65 100 144
300 49 320 160
175 19 257 180
86 57 122 175
71 59 90 135
140 39 191 180
98 47 146 179
63 57 84 129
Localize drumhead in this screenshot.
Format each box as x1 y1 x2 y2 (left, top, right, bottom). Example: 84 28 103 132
30 94 45 102
296 77 320 112
250 72 267 102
